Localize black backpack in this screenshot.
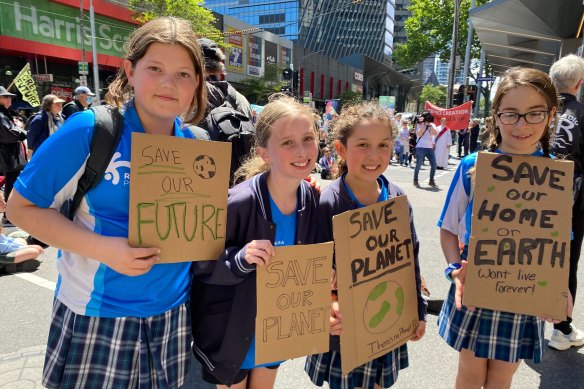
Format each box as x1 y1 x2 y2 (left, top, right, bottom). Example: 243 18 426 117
199 85 255 186
27 105 124 247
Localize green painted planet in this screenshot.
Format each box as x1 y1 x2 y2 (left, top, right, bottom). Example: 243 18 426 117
362 281 404 334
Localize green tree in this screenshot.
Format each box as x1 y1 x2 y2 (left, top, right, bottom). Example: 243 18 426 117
419 84 447 107
239 70 287 106
393 0 489 69
129 0 222 41
338 90 363 110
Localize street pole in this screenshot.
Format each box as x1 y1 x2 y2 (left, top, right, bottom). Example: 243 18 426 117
474 48 485 118
462 0 475 86
446 0 461 108
80 0 85 62
89 0 101 103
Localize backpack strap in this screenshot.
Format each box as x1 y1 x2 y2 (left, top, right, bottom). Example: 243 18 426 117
224 84 240 109
62 105 124 220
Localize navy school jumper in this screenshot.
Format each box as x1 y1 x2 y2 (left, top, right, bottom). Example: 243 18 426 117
191 172 320 386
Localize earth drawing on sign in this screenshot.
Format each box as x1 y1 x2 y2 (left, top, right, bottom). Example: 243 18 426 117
193 155 216 179
362 281 404 334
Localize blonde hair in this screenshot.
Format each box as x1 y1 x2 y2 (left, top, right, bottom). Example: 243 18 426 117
331 102 396 177
106 17 207 125
233 94 319 183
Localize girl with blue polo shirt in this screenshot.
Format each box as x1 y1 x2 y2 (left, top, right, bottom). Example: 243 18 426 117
437 67 570 388
191 95 320 388
304 102 427 389
7 17 207 388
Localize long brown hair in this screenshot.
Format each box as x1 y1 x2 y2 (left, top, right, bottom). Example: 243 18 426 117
331 102 396 178
233 94 319 183
106 17 207 125
486 67 559 157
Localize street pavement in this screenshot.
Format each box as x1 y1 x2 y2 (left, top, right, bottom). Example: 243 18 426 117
1 152 583 388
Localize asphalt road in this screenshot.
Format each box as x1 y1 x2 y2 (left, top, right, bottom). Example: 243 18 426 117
1 152 583 388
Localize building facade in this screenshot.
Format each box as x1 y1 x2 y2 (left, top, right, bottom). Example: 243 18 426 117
0 0 137 105
203 0 396 64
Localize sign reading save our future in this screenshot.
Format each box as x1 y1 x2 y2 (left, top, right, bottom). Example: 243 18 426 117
255 243 334 364
464 152 573 319
333 196 418 375
128 133 231 263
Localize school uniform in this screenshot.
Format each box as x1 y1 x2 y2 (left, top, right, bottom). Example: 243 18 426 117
437 151 545 363
305 175 427 389
191 172 319 386
14 101 194 389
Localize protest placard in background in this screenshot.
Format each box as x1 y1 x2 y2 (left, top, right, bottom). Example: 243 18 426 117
464 152 573 319
333 196 418 375
255 242 334 364
128 133 231 263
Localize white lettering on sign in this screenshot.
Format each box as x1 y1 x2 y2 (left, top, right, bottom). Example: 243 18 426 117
354 72 364 82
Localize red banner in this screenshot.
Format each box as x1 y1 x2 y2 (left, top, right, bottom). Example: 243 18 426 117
424 101 473 131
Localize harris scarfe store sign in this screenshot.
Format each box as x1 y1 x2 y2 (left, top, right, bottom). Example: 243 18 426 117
1 0 135 58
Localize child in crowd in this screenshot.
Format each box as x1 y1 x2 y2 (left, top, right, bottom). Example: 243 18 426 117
7 17 206 388
437 67 566 388
191 95 320 388
0 197 43 273
304 102 427 389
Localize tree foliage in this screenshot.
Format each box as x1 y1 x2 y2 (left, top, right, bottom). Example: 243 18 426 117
420 84 447 107
339 90 363 110
238 67 287 106
393 0 490 69
128 0 222 41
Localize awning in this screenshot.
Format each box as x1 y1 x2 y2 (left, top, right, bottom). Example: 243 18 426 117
469 0 584 75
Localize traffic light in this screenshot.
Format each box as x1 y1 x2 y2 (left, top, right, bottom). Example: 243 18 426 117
292 70 299 91
454 85 465 106
282 68 292 80
466 85 477 108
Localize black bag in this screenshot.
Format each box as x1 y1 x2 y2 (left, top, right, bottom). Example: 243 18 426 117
199 85 255 186
28 106 124 248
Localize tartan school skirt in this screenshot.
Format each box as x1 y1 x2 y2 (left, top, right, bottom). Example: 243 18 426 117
438 283 545 363
304 345 408 389
42 299 192 389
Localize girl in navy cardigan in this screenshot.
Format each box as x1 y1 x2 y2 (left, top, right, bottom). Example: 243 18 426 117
305 102 427 389
191 95 320 388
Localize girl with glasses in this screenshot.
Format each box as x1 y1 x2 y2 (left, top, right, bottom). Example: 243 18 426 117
436 67 571 389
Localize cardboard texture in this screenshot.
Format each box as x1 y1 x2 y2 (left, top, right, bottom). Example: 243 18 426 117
255 243 334 364
333 196 419 375
463 152 573 319
128 133 231 263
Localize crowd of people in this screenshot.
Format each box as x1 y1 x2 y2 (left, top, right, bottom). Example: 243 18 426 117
0 16 583 389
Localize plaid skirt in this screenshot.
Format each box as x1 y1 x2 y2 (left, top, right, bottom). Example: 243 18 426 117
438 283 545 363
42 299 192 389
304 345 408 389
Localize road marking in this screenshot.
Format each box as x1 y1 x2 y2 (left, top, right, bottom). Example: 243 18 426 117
14 273 56 291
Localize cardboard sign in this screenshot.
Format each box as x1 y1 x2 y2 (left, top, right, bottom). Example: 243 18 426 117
463 152 573 319
333 196 418 375
128 133 231 263
255 243 334 365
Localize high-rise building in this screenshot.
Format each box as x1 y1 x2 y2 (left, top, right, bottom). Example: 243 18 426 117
393 0 410 48
203 0 396 63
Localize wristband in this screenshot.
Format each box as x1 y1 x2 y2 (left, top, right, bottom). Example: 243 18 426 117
444 263 462 283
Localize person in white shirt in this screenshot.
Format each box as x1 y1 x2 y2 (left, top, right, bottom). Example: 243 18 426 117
413 111 438 187
434 117 452 169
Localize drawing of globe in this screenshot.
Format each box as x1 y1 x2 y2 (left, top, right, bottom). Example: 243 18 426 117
362 281 404 334
193 155 216 179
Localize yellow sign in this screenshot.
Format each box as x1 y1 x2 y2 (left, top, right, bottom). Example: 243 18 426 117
13 63 40 107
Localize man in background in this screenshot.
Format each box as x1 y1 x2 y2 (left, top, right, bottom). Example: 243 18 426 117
548 54 584 350
62 86 95 120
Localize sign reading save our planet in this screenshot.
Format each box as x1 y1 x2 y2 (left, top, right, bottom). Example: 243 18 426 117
128 133 231 263
332 196 418 375
463 152 573 319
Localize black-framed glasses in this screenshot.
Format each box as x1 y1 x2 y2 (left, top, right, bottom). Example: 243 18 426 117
496 111 549 125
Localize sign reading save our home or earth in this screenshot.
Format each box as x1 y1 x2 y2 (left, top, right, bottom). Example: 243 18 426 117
463 152 573 320
255 243 334 364
128 133 231 262
333 196 418 375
